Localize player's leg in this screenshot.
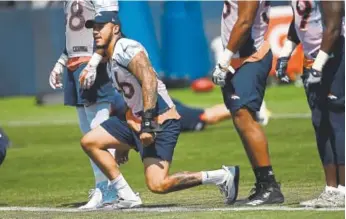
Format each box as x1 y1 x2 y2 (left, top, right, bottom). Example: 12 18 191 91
300 39 345 207
222 50 283 205
64 64 109 208
299 101 339 207
75 106 109 209
81 63 140 208
141 119 240 204
81 116 142 208
68 63 106 209
173 99 208 131
327 44 345 207
173 97 270 132
0 127 10 166
82 102 119 207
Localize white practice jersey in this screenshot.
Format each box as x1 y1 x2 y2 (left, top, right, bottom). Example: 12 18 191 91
291 0 345 59
221 0 270 58
64 0 119 58
108 38 174 117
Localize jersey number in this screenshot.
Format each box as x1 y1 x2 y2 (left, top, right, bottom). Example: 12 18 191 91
118 82 135 99
296 0 312 30
68 1 85 31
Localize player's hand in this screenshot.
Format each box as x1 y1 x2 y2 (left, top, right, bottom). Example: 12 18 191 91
275 57 290 83
115 149 129 165
140 109 162 147
79 65 97 89
140 132 155 147
49 62 64 89
305 68 322 86
212 64 235 87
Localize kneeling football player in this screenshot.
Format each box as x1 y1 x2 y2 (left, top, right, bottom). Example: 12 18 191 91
80 12 240 208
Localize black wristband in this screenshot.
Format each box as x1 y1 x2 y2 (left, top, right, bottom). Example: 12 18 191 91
141 108 161 133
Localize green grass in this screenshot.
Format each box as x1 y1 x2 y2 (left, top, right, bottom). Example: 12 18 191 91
0 85 343 218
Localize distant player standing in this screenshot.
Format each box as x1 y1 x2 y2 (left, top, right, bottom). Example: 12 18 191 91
80 12 240 207
49 0 141 209
212 0 284 205
276 0 344 207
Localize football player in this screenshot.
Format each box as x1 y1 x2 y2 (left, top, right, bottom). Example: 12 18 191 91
212 0 284 205
48 0 141 209
80 12 240 208
276 0 345 207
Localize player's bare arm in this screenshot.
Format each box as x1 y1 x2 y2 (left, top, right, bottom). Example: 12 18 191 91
320 1 344 54
128 51 159 146
225 1 259 54
212 1 259 86
128 51 158 111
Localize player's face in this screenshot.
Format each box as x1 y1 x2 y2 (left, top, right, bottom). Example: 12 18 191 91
93 23 114 48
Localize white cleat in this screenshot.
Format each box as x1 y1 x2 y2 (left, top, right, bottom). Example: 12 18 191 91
78 188 103 210
218 165 240 205
300 187 345 208
102 193 143 209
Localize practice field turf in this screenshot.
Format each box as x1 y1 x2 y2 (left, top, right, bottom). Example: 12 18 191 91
0 85 344 218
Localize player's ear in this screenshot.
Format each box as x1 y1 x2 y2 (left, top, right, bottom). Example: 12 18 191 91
113 24 120 35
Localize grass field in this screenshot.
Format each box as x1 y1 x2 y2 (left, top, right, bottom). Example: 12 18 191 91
0 85 344 219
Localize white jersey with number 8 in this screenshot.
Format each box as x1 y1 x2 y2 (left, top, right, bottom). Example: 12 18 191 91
64 0 119 58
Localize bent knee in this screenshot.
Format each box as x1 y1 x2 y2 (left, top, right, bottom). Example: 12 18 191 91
146 178 171 194
146 182 168 194
80 133 95 152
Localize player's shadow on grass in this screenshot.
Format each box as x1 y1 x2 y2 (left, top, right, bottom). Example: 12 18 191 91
60 202 88 208
59 202 178 208
0 203 8 206
138 204 178 208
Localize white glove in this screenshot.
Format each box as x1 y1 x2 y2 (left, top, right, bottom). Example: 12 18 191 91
212 48 235 87
79 53 103 89
49 54 67 89
212 64 235 87
79 64 97 89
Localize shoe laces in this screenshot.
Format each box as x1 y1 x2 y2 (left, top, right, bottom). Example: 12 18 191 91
248 182 279 200
248 182 264 200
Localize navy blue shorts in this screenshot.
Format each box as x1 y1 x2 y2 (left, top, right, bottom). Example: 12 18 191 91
101 117 181 162
0 128 10 166
173 99 205 131
110 94 206 132
302 36 345 111
64 62 115 106
222 50 273 114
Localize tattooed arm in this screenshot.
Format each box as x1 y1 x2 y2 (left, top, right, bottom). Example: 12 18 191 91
128 51 158 111
128 51 159 146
